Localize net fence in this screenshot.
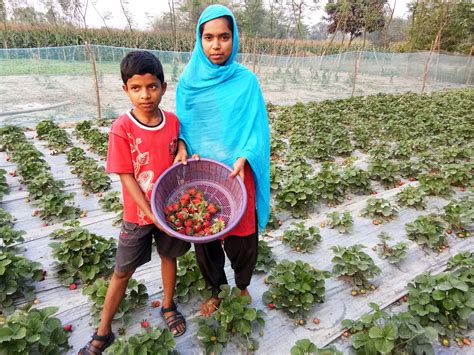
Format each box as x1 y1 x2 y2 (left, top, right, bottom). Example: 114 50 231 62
0 45 472 125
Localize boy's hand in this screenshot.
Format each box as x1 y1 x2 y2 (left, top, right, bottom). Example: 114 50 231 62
230 157 246 181
173 140 200 165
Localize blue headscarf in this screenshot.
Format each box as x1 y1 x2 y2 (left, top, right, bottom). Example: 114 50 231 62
176 4 270 231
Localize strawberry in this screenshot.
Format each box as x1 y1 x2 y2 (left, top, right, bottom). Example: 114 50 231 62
207 203 217 215
342 331 349 337
165 205 174 215
402 295 408 302
192 198 201 205
69 283 77 290
193 223 202 233
185 226 193 236
408 177 416 182
174 220 183 227
172 203 179 211
63 324 73 332
463 338 471 346
203 221 211 228
187 188 197 196
33 299 40 304
204 213 211 221
141 319 150 328
151 300 161 308
194 192 202 200
41 223 49 227
166 215 175 223
203 227 211 236
184 219 193 228
176 212 186 220
313 318 321 325
267 303 275 310
446 229 453 234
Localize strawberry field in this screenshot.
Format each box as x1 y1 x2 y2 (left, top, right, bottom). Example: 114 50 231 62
0 88 473 354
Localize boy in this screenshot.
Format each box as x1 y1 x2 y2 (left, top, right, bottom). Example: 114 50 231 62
79 51 190 355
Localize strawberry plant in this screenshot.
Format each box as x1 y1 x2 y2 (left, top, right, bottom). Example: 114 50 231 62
342 166 372 195
418 172 452 197
0 306 70 353
331 244 381 291
36 120 71 154
276 158 315 218
313 163 347 206
0 208 14 227
342 303 437 354
442 196 474 235
0 168 9 200
197 317 229 355
407 271 473 341
164 188 225 237
35 119 56 139
374 232 408 264
36 191 79 221
447 251 473 274
106 326 176 354
326 211 353 234
255 238 276 273
66 147 86 164
290 339 342 355
270 161 284 191
398 159 424 179
210 285 265 352
282 222 321 252
396 186 427 210
405 214 447 251
262 259 330 321
0 224 25 250
50 222 116 286
361 198 398 224
368 159 399 188
442 163 472 187
175 251 211 303
81 167 111 193
0 250 43 315
75 124 108 158
99 191 124 226
270 135 287 160
265 207 281 230
83 277 148 326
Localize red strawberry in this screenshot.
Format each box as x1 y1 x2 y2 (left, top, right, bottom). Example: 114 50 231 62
63 324 73 332
192 198 201 205
166 215 175 223
313 318 321 325
267 303 275 310
195 192 202 200
69 283 77 290
185 226 193 236
165 205 174 215
204 213 211 221
176 212 186 220
402 295 408 302
193 224 202 233
408 177 416 182
203 221 211 228
184 219 193 228
343 331 349 337
187 188 197 195
141 319 150 328
41 223 48 227
460 187 466 192
204 227 211 236
174 221 183 227
151 300 161 308
207 203 217 214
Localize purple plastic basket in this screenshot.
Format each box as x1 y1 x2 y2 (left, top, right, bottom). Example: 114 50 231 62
151 158 248 243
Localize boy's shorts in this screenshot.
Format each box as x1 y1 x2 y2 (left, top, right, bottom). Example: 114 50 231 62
115 221 191 273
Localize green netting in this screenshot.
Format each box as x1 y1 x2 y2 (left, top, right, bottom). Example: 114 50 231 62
0 45 472 124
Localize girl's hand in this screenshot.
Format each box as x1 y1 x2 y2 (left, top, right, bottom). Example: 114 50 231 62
174 140 198 165
230 157 246 181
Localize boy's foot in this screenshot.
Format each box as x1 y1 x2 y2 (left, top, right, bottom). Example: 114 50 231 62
78 331 115 355
239 288 252 303
200 296 221 317
161 303 187 337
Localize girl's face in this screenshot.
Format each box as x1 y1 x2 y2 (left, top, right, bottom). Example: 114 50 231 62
201 17 233 65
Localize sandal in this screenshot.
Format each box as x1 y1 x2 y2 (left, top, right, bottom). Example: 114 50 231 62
161 303 187 337
78 331 115 355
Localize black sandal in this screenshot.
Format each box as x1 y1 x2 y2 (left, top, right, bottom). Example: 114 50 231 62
78 331 115 355
161 303 187 337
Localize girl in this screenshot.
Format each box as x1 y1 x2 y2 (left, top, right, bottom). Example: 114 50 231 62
174 4 270 316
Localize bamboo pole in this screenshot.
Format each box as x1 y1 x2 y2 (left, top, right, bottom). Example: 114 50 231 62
85 42 102 119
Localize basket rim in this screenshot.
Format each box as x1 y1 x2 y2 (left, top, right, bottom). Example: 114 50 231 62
151 158 248 243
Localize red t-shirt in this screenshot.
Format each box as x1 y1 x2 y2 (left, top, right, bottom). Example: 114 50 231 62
222 162 256 238
106 109 179 225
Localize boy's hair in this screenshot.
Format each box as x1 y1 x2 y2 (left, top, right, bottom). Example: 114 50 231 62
200 15 233 36
120 51 165 85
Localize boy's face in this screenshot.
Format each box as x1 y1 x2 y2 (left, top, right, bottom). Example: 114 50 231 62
201 17 233 65
122 73 166 114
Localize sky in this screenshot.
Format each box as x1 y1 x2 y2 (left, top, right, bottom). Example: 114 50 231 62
28 0 411 31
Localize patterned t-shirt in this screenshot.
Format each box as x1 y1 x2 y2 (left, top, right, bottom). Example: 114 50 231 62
106 109 179 225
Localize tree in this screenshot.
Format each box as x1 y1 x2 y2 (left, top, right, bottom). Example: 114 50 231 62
325 0 387 47
408 0 472 53
233 0 266 37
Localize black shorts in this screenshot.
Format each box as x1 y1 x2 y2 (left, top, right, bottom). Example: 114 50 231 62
114 221 191 273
